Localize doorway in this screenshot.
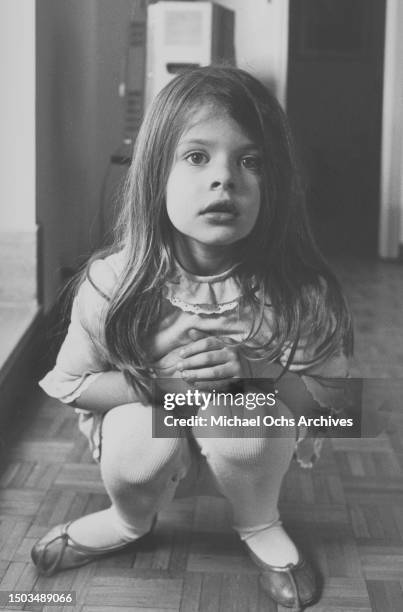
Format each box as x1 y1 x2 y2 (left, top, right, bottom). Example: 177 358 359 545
287 0 386 257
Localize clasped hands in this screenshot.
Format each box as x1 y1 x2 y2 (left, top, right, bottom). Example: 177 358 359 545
154 329 244 392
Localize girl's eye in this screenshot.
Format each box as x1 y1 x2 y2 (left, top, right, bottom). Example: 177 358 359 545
185 152 208 166
241 155 261 172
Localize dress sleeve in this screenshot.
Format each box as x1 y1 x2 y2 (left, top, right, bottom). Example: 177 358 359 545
280 341 350 412
39 258 117 404
278 334 356 469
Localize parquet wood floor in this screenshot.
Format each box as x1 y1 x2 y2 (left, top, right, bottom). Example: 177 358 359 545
0 258 402 611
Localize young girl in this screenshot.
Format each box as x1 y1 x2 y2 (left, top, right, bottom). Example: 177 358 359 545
32 66 352 610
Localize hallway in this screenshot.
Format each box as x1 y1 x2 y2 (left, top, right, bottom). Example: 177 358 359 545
0 258 402 611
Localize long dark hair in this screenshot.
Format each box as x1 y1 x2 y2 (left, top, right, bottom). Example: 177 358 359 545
82 66 352 392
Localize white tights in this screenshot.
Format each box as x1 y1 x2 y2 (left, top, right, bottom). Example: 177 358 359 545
68 401 299 565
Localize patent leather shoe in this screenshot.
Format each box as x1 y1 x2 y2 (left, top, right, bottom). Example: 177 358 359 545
31 521 154 576
246 544 318 611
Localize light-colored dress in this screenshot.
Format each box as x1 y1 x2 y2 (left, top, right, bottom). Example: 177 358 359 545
39 251 350 466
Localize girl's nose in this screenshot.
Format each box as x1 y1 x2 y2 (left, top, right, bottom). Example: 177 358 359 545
210 160 236 190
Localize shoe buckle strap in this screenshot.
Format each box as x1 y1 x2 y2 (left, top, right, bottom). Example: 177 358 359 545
38 526 70 577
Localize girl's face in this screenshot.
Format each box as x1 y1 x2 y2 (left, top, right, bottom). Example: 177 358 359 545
166 105 261 266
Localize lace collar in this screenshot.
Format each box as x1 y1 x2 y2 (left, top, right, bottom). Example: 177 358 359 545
164 260 243 315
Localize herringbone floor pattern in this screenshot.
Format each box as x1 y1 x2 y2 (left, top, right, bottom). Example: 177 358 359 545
0 258 402 611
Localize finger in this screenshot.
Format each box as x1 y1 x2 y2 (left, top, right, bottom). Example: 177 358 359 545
179 348 230 371
187 328 206 341
179 336 224 359
182 363 235 382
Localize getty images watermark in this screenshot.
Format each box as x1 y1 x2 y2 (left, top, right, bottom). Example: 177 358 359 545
151 381 361 437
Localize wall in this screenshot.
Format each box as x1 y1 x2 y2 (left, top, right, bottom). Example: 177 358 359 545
379 0 403 257
0 1 36 232
36 0 133 310
217 0 289 106
0 0 36 304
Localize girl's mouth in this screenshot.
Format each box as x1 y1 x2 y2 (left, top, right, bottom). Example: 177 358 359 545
201 200 238 218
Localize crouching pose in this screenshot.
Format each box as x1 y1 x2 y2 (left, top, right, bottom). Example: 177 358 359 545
33 66 352 611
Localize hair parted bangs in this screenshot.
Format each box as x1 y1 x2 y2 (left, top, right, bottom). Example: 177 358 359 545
78 65 352 394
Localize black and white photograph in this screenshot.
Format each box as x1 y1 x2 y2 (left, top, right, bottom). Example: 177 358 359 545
0 1 402 611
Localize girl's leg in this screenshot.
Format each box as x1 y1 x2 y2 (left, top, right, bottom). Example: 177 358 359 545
68 403 190 548
194 400 299 566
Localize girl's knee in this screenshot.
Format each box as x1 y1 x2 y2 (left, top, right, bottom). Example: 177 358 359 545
199 436 270 466
102 402 149 435
199 434 295 469
101 403 187 483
